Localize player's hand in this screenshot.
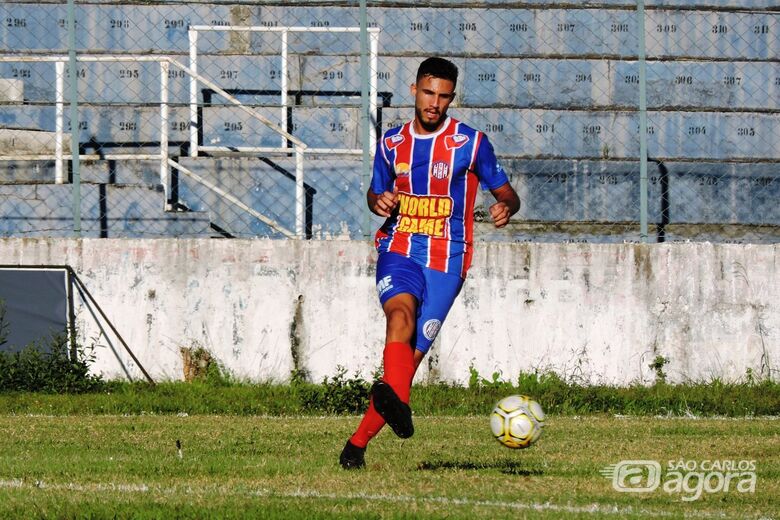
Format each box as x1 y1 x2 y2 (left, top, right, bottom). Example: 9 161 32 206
373 187 399 217
489 201 512 228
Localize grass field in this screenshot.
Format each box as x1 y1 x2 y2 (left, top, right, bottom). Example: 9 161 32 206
0 414 777 519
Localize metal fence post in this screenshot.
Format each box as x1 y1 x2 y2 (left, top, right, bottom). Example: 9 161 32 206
160 60 170 208
55 61 65 185
360 0 372 239
636 0 650 242
67 0 81 235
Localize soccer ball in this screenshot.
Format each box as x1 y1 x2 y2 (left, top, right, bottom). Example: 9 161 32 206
490 394 545 449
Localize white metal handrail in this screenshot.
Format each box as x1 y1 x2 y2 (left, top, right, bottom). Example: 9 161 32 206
166 57 306 237
187 25 380 238
1 23 382 239
187 25 380 157
0 54 306 237
0 55 173 187
168 158 296 239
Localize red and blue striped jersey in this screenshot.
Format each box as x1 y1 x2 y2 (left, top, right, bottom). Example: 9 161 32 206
370 117 510 278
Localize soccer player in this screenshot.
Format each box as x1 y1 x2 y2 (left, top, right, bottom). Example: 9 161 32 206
339 57 520 469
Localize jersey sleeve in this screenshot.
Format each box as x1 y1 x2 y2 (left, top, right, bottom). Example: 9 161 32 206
474 134 510 191
370 138 394 195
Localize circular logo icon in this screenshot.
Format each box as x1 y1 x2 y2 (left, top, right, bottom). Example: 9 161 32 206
422 319 442 341
431 161 449 179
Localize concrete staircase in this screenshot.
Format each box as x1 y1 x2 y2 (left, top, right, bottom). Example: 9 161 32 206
0 157 215 238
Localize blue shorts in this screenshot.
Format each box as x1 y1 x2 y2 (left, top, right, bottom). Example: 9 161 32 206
375 252 464 354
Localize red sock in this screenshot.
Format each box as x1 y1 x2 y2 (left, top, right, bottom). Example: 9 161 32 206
349 398 384 448
381 341 415 403
349 342 415 448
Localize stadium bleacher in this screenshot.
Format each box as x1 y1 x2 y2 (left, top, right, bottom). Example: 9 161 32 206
0 1 777 241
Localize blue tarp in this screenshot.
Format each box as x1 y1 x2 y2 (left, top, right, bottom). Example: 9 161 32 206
0 269 68 353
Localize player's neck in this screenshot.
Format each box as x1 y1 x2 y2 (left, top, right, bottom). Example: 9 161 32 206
411 116 450 137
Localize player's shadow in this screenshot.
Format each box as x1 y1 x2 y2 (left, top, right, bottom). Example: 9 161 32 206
417 459 543 476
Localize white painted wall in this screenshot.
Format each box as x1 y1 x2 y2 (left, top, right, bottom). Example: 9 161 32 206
0 238 777 386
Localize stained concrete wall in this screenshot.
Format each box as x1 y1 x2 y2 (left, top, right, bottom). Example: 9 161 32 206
0 238 776 385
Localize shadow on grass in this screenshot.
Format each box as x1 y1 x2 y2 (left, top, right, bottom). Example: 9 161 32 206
417 458 543 476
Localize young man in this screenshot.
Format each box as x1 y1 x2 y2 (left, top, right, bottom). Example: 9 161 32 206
339 57 520 469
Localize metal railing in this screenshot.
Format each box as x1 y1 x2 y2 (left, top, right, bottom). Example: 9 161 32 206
185 25 380 237
0 24 382 239
187 25 380 157
0 55 170 186
0 53 306 237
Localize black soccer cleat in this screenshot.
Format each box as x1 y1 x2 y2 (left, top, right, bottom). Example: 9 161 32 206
371 381 414 439
339 440 366 470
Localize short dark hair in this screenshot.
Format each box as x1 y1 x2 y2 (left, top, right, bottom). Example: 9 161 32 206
416 57 458 88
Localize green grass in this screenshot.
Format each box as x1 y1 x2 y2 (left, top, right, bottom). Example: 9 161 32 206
0 414 777 519
0 375 778 416
0 372 776 518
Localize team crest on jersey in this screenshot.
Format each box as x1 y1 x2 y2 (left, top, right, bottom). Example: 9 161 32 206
444 134 469 150
422 319 442 341
385 134 405 150
431 161 449 180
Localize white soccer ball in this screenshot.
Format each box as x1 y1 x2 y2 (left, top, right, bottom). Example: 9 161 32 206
490 394 545 449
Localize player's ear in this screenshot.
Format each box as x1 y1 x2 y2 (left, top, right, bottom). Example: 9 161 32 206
410 82 417 96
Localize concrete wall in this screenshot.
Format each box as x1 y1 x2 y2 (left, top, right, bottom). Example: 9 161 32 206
0 238 776 386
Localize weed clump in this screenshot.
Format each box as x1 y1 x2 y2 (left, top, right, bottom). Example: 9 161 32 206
0 334 105 393
293 366 370 414
0 300 104 393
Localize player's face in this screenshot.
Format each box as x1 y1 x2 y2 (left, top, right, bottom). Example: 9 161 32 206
411 75 455 134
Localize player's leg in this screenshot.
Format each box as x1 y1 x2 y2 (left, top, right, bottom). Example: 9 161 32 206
369 254 423 438
413 348 425 370
372 261 464 439
370 292 417 438
340 253 423 468
344 292 416 453
366 253 421 439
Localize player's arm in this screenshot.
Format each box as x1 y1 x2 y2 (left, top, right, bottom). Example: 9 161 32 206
367 137 400 218
474 134 520 228
367 187 399 218
488 182 520 228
